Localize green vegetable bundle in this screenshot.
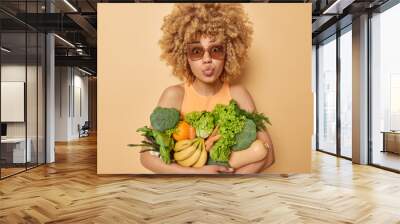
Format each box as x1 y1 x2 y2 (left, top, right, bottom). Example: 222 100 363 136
128 107 180 164
208 101 245 163
129 100 271 166
185 100 271 165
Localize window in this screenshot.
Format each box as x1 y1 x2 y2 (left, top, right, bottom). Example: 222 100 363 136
371 2 400 171
317 35 337 154
340 27 352 158
0 1 47 179
390 74 400 130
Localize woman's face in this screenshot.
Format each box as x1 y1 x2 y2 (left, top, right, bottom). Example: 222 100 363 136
187 36 225 84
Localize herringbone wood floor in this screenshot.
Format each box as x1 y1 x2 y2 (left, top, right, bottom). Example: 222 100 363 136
0 134 400 224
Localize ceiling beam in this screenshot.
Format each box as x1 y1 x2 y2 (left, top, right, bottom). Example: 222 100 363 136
55 55 96 69
322 0 356 14
67 13 97 39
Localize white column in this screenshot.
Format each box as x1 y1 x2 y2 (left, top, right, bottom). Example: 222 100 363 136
45 0 55 163
46 32 55 163
352 14 369 164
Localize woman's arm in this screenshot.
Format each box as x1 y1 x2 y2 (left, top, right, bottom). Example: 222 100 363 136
140 152 196 174
230 84 275 174
140 152 233 174
260 129 275 170
234 129 275 174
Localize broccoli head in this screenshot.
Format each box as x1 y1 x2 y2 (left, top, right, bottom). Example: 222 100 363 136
150 107 180 132
231 118 257 151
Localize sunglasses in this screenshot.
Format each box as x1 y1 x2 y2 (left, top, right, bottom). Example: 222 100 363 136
187 43 226 61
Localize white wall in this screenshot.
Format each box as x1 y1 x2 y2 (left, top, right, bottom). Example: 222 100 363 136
55 67 70 141
72 73 89 138
1 65 39 138
1 64 46 163
55 67 89 141
1 66 26 137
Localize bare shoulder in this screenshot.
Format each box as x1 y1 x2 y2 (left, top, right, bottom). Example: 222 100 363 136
157 83 185 110
229 83 256 113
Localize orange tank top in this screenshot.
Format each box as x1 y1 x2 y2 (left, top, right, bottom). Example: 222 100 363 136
180 82 232 116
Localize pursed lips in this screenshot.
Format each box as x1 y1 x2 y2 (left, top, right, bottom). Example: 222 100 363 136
202 67 214 76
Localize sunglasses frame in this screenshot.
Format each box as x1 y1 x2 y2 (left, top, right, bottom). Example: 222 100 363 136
186 43 226 61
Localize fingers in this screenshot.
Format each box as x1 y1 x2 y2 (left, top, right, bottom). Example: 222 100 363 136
205 134 221 152
205 141 213 152
210 125 219 137
204 126 221 152
217 166 234 173
208 134 221 143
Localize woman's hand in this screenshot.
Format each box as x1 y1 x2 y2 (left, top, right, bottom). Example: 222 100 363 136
194 165 234 174
205 126 220 152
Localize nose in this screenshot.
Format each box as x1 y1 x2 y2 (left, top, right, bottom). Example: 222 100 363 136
202 51 212 63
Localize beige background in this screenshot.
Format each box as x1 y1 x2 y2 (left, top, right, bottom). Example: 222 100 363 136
97 3 312 174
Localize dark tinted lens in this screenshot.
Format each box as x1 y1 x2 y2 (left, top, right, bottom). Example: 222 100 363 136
188 46 204 60
209 45 225 60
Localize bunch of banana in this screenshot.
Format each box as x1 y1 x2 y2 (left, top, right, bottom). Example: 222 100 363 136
173 138 207 167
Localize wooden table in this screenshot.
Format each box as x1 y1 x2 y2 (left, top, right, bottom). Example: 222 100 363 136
381 131 400 154
1 138 32 164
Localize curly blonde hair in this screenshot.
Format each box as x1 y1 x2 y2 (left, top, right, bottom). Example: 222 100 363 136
159 3 253 83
